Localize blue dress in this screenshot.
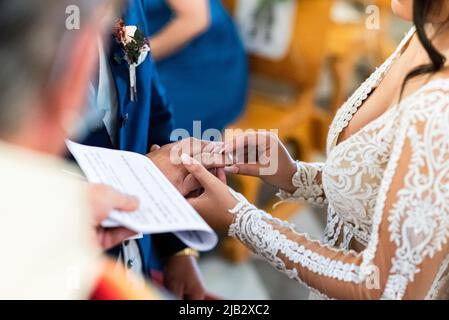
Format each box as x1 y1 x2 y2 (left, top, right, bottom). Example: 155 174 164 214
143 0 248 135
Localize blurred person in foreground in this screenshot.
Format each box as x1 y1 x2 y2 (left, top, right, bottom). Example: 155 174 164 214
143 0 248 135
182 0 449 299
77 0 208 299
0 0 159 299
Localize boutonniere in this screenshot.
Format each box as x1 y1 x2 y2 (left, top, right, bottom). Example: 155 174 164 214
114 19 150 102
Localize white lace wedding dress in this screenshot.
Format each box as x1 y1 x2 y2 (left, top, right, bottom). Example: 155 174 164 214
228 27 449 299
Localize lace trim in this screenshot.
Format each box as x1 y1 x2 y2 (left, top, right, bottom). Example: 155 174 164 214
276 162 327 207
228 190 362 291
425 252 449 300
323 208 343 247
340 224 353 250
326 27 416 155
323 214 369 250
351 226 369 247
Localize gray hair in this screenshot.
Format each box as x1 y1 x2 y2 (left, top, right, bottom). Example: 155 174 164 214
0 0 108 137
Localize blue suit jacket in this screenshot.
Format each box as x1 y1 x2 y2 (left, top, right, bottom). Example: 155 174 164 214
83 0 186 277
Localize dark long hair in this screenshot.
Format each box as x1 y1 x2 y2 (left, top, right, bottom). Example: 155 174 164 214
400 0 447 98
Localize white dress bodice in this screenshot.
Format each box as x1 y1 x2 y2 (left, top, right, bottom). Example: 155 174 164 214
322 105 398 249
320 28 416 250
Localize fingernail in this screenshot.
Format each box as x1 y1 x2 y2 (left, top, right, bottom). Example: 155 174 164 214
180 153 191 164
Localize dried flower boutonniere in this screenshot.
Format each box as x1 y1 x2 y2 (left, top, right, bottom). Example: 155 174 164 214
114 19 150 102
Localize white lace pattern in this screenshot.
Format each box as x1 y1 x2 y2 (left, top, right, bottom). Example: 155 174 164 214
276 162 327 206
227 27 449 299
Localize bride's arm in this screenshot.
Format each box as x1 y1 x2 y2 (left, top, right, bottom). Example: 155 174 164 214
229 91 449 299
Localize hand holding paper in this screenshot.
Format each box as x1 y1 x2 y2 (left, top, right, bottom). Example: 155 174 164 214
66 140 218 251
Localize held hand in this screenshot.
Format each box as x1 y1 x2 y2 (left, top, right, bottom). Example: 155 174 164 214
181 154 236 234
222 132 297 193
147 142 196 196
147 138 226 196
87 184 139 250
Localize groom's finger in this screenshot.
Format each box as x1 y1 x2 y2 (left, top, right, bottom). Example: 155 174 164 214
200 152 227 168
224 163 261 177
182 174 201 196
217 168 227 184
178 138 210 156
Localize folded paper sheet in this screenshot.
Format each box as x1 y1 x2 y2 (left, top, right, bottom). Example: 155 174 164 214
66 140 218 251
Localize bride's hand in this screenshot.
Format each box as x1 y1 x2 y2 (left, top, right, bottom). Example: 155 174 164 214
222 132 297 193
181 154 237 234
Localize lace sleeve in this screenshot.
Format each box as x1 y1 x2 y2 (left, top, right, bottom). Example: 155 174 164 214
229 89 449 299
276 162 328 207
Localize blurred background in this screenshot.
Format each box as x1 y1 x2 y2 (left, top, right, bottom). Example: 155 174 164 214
166 0 411 299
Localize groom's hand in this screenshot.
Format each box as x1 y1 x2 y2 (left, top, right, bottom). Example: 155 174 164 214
146 138 226 196
146 139 199 196
181 154 237 234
